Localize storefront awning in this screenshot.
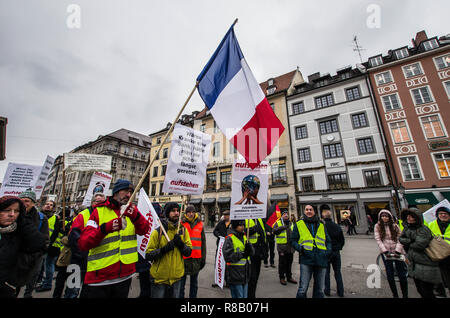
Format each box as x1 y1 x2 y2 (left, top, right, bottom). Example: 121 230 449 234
218 197 231 204
188 198 202 205
404 192 439 206
270 194 289 202
440 192 450 201
203 198 216 204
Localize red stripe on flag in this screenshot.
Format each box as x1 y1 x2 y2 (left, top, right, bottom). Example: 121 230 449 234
231 98 285 169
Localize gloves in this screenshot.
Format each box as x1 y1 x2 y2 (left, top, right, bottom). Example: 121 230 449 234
173 234 185 249
102 218 123 234
160 240 175 254
121 203 139 222
244 242 252 258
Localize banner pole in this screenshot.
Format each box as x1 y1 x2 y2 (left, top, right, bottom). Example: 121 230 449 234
61 157 66 231
125 81 199 209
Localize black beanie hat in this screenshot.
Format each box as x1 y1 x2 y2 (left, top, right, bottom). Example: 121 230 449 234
163 202 180 217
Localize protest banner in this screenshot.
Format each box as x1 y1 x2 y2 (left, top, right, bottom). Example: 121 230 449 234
162 124 211 195
215 236 226 289
423 199 450 224
136 188 168 257
64 153 112 172
0 162 42 197
34 155 55 200
230 158 269 220
82 171 112 207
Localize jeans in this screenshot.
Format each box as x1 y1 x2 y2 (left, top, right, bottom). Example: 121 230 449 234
229 284 248 298
42 254 58 289
151 280 181 298
325 251 344 297
179 273 199 298
296 263 326 298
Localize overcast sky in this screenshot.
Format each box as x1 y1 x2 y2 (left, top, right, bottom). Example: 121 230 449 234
0 0 449 183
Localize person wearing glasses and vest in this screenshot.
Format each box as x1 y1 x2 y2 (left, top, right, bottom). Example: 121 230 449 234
223 219 254 298
245 217 268 298
78 179 150 298
179 204 206 298
290 205 331 298
272 210 297 286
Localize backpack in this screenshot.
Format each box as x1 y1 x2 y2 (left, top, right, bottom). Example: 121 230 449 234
38 212 44 231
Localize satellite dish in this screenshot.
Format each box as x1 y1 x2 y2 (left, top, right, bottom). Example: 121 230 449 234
356 63 367 73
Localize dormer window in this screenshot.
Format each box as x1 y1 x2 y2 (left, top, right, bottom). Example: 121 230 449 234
267 87 276 94
422 39 439 51
394 47 409 60
369 55 383 67
268 78 274 86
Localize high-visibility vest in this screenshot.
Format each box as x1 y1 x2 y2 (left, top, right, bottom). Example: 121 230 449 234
226 233 249 266
86 206 138 272
48 214 64 249
182 220 203 259
245 218 267 244
76 208 92 228
296 220 327 251
274 220 294 244
427 220 450 245
398 219 404 232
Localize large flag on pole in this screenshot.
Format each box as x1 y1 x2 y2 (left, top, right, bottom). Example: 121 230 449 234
196 22 284 169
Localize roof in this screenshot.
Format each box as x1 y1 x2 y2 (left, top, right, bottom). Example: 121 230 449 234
259 70 298 96
105 128 152 148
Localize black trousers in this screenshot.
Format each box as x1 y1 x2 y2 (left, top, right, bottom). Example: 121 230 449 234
81 277 132 298
248 255 263 298
278 252 293 279
264 239 275 265
413 278 435 298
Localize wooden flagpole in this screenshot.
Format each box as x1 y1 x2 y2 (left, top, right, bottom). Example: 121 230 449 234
61 157 66 231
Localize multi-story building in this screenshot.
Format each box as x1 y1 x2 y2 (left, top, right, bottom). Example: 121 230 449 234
43 128 152 208
287 65 394 230
365 30 450 213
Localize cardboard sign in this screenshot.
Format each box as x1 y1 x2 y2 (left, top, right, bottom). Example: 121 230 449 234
64 153 111 172
82 171 112 206
34 155 55 200
423 199 450 224
0 162 42 197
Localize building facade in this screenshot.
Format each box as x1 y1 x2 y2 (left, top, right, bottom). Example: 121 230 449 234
365 31 450 213
287 66 394 231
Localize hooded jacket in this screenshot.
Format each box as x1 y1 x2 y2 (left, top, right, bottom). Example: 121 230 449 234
374 209 405 255
399 208 442 284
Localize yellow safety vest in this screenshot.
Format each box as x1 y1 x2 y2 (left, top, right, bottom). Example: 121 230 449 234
274 220 294 244
87 206 138 272
48 215 65 249
427 220 450 244
226 233 249 266
245 218 267 244
398 219 404 232
78 208 92 228
296 220 327 251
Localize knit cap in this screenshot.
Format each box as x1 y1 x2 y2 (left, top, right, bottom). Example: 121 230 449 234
112 179 134 195
18 188 36 203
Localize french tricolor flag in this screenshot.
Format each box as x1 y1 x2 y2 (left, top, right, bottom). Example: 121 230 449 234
196 24 284 169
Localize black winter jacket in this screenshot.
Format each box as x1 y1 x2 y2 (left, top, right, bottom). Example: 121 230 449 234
323 218 345 252
223 228 254 285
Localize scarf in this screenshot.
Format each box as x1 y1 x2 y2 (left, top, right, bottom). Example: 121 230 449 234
0 222 18 233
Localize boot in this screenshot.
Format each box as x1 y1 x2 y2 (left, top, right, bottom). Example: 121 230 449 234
388 279 399 298
400 279 408 298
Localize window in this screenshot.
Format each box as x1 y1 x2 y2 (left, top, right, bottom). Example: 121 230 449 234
159 183 164 195
297 148 311 163
152 166 158 177
327 173 349 190
323 143 343 159
394 48 409 59
121 160 127 169
434 153 450 178
267 87 276 95
220 170 231 189
422 39 439 51
133 150 138 158
271 162 287 185
162 148 168 159
434 54 450 70
444 81 450 99
111 157 117 168
292 101 305 115
301 176 314 192
357 138 375 154
369 55 383 67
229 142 237 154
213 142 220 157
206 171 216 191
420 115 446 139
156 137 161 145
375 71 392 86
270 103 275 112
268 79 274 86
319 119 339 134
124 147 129 155
411 86 433 105
382 94 401 111
200 124 206 133
352 113 368 128
390 121 412 144
399 156 422 180
403 63 423 78
214 121 219 133
150 183 156 196
364 170 382 187
295 125 308 139
346 86 361 101
315 94 334 109
161 165 167 176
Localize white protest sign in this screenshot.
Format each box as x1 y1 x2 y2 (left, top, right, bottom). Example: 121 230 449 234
230 159 269 220
136 188 162 258
215 236 226 289
423 199 450 224
64 153 111 172
34 155 55 200
162 123 211 195
82 171 112 206
0 162 42 197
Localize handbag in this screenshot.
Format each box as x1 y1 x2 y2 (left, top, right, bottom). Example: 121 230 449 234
425 235 450 262
56 236 72 267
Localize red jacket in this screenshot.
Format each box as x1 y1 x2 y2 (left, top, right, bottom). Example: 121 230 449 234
78 197 150 284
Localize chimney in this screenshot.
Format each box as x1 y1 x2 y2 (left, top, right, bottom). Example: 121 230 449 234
412 30 428 48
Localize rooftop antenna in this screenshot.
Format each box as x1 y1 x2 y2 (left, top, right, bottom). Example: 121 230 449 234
353 36 366 63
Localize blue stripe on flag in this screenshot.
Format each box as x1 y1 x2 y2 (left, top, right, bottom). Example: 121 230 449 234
197 26 244 109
